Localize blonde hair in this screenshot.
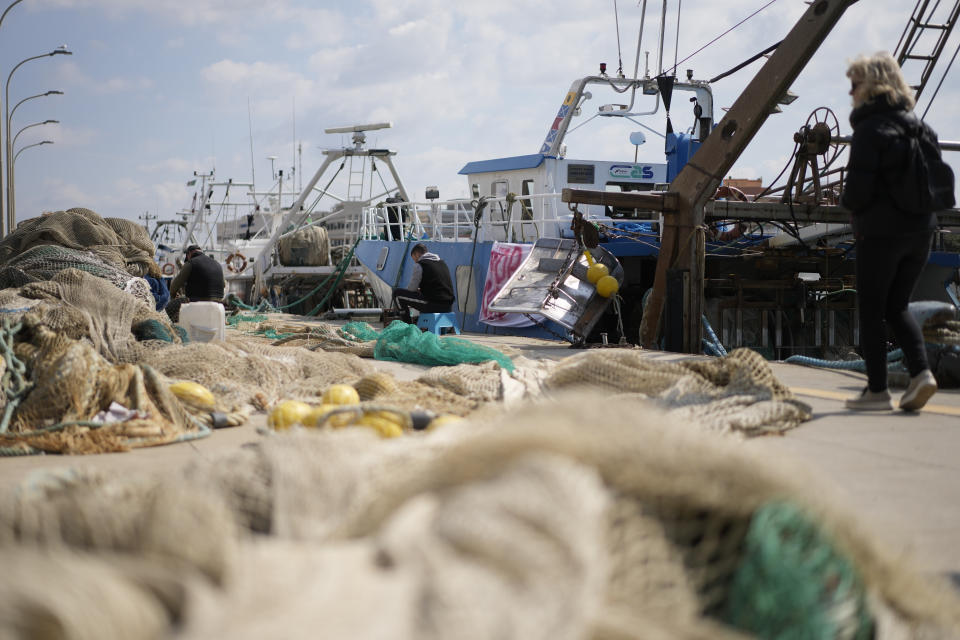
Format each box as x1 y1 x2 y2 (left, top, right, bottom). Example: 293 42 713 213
846 52 915 109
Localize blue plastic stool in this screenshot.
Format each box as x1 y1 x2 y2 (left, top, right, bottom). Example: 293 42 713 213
416 312 461 335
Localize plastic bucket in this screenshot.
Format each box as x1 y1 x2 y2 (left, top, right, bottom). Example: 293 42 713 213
180 301 225 343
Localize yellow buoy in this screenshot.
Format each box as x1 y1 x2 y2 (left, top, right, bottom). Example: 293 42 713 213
322 384 360 406
169 381 216 410
586 262 609 284
356 415 404 438
268 400 313 431
596 274 619 298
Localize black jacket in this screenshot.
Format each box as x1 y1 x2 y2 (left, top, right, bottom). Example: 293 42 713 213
418 256 454 304
841 98 937 237
184 253 225 301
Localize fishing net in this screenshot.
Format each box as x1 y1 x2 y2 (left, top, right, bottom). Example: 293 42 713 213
0 244 155 307
134 334 376 412
0 208 156 278
0 268 180 363
542 347 809 435
0 319 209 455
0 393 956 639
278 226 330 266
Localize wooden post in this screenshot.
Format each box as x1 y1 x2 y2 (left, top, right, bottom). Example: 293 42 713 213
640 0 857 351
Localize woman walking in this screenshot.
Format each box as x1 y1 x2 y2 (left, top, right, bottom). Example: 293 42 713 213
841 52 938 411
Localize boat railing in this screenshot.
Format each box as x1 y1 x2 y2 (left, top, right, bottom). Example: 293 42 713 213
361 192 595 244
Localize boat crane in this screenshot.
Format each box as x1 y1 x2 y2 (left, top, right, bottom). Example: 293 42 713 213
249 122 408 308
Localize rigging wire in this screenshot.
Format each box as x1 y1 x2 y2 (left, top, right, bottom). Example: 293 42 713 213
673 0 681 74
921 37 960 120
613 0 624 77
665 0 780 77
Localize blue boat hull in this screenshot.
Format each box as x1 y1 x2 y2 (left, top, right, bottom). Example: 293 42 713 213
355 239 570 339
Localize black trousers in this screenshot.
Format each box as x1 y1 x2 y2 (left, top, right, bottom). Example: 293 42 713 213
856 231 932 391
392 288 452 322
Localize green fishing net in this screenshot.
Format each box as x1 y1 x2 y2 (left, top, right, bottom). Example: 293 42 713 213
132 319 178 343
722 501 874 640
341 321 382 342
227 313 269 327
342 320 514 371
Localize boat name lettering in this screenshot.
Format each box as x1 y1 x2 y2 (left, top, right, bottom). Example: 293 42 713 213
609 165 655 179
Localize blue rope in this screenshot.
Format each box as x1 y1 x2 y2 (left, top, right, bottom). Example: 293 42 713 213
701 314 728 357
785 348 905 372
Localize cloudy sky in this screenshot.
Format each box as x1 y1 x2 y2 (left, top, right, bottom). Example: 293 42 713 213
0 0 956 230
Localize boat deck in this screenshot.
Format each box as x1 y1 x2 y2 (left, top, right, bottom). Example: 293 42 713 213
1 326 957 585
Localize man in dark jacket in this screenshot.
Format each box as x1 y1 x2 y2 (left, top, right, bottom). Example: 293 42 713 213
841 52 938 412
392 243 455 323
169 245 226 303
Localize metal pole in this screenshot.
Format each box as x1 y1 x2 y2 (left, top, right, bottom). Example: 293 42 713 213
12 140 52 215
10 120 57 219
5 48 71 231
0 0 27 236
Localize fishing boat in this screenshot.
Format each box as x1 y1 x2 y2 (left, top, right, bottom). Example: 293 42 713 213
349 0 960 355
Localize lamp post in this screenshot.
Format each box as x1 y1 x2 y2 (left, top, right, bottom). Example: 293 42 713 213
12 139 52 220
8 91 63 226
5 46 71 230
10 90 63 126
9 119 58 219
0 0 28 237
12 119 58 150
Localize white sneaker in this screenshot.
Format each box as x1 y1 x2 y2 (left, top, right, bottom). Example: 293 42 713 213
845 388 893 411
899 370 937 412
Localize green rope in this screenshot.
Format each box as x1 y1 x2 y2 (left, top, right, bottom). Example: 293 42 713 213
303 236 362 316
227 235 362 315
0 318 31 434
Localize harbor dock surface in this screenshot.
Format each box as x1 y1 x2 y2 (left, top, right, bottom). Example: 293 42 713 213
1 328 957 585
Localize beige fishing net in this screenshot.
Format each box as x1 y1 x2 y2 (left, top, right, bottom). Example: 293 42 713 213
0 207 157 278
135 334 375 411
0 394 957 639
278 226 330 266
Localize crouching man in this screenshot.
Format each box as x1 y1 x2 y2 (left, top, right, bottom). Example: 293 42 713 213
392 243 454 324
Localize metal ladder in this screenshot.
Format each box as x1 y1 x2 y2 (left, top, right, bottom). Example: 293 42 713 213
895 0 960 101
346 155 367 201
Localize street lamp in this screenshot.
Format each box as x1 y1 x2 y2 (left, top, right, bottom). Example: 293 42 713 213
0 0 28 237
12 140 52 219
12 119 58 150
10 90 63 126
9 119 58 215
5 46 71 230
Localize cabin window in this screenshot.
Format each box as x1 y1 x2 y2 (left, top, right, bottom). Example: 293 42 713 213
491 180 509 197
471 184 480 198
376 246 389 271
567 164 595 184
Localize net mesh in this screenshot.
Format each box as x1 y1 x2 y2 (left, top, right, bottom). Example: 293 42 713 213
0 394 956 639
0 208 156 278
278 226 330 266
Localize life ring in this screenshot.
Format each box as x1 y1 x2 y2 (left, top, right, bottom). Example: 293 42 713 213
226 252 248 273
161 263 175 276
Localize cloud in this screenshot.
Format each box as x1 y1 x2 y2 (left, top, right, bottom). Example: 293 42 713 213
137 157 196 174
48 124 96 147
96 76 155 94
